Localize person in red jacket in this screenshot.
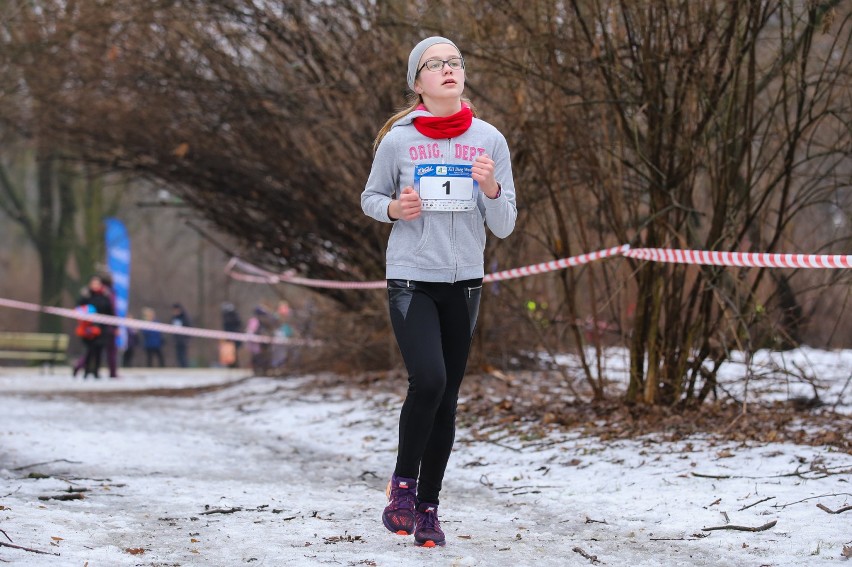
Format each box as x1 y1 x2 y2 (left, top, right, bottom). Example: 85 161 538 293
75 275 115 379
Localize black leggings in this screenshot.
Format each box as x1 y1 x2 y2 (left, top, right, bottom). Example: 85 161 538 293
83 343 103 377
388 278 482 505
145 348 165 367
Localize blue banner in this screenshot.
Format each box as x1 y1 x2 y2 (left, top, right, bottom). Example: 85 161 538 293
105 218 131 349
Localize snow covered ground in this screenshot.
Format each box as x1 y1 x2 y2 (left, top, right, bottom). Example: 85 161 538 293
1 353 850 566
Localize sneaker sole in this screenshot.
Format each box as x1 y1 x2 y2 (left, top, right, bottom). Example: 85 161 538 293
416 539 445 548
382 515 413 535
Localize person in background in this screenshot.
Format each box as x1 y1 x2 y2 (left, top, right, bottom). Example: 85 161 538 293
221 302 243 368
271 300 295 369
245 305 276 376
170 303 191 368
71 285 92 378
122 312 140 368
141 307 165 368
97 270 119 378
361 36 517 547
75 275 116 378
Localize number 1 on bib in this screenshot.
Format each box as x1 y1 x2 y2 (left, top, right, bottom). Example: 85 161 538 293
414 164 479 212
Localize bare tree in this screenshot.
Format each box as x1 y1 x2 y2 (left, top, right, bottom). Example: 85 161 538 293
0 139 125 331
1 0 402 308
468 0 851 404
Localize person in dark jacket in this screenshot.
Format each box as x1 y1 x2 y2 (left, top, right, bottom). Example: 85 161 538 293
245 305 277 376
141 307 165 367
122 314 140 368
170 303 191 368
76 275 115 378
221 302 242 368
98 270 119 378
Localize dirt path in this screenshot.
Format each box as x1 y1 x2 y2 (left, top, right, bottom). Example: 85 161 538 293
1 371 848 566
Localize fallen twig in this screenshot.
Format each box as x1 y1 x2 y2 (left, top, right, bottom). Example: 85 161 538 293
831 371 851 412
738 496 775 511
702 520 777 532
200 507 243 515
816 503 852 514
773 493 852 509
37 493 84 501
0 541 61 556
1 486 21 498
692 466 851 482
495 484 558 495
572 546 600 564
692 472 731 479
771 465 852 480
479 439 523 453
12 459 81 471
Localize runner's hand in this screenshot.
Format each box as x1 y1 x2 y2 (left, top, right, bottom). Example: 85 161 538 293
472 154 500 199
390 186 422 221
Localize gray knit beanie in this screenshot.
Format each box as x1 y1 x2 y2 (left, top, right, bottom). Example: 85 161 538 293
407 36 461 91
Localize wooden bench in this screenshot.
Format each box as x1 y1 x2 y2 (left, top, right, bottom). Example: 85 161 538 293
0 332 69 372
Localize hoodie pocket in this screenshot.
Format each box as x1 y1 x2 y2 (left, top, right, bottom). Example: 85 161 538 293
456 211 486 268
402 215 452 269
387 217 430 267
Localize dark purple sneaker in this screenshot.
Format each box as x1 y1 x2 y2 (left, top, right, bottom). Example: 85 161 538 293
382 475 417 535
414 502 445 547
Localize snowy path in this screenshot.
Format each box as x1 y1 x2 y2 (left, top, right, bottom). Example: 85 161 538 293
1 368 850 566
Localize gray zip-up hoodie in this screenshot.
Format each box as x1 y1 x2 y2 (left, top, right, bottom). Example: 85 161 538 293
361 110 517 283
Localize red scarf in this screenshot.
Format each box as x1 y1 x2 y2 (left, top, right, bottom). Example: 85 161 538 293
412 104 473 139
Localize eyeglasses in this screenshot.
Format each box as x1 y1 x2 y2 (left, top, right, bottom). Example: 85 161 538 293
417 56 465 74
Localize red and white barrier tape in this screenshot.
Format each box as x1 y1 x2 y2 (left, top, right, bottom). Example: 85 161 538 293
483 245 630 282
0 297 318 346
224 258 386 289
226 245 851 290
4 246 848 339
624 248 852 268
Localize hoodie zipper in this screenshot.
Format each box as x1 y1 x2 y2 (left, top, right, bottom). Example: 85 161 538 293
446 137 458 283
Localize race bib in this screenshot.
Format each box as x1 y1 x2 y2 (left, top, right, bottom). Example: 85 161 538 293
414 164 479 212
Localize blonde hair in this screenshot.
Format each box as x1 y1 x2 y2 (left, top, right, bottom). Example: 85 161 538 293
372 95 479 154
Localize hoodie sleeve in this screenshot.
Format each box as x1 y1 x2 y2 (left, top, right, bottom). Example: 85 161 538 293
361 133 399 224
481 133 517 239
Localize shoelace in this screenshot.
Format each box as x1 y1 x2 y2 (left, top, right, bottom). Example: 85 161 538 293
390 486 416 511
418 508 440 531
